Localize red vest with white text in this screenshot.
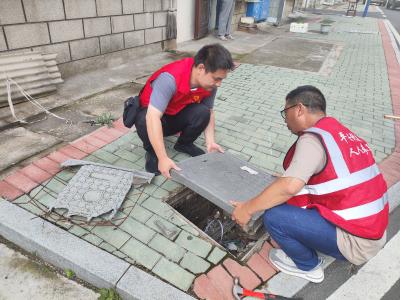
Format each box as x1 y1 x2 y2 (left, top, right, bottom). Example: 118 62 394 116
283 117 388 239
139 58 211 115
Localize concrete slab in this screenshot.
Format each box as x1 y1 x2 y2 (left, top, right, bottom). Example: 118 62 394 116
116 265 195 300
0 242 99 300
0 200 130 288
0 127 60 172
171 152 276 223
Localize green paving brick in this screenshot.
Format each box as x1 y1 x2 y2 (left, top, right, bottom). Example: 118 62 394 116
181 224 200 237
160 180 182 192
82 233 103 246
113 158 137 169
92 149 120 164
142 196 174 219
33 190 56 208
101 143 120 153
13 195 31 205
207 247 227 264
148 234 185 262
128 204 154 223
180 251 210 274
44 178 66 194
91 225 131 248
120 238 161 270
175 231 212 258
152 257 195 291
126 189 149 204
99 241 117 253
152 187 170 199
114 149 141 163
118 217 156 244
55 170 76 182
83 155 103 163
29 185 44 198
166 212 188 227
145 215 181 240
113 250 127 259
68 225 90 237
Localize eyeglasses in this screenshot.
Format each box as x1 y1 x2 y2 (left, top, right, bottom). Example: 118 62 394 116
280 104 298 119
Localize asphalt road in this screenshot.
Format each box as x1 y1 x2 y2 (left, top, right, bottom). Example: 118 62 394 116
380 5 400 32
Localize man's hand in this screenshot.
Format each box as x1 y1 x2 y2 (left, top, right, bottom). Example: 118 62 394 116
231 201 252 227
207 142 224 153
158 157 181 179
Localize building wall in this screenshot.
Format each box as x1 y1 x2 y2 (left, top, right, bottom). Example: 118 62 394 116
0 0 171 77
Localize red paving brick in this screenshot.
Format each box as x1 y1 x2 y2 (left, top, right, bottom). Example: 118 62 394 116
99 127 125 139
0 181 24 201
112 118 130 133
4 171 39 193
206 265 235 300
70 140 98 154
193 274 224 300
222 258 261 290
246 253 277 281
33 157 61 175
58 144 87 159
20 164 53 184
47 151 72 164
80 135 109 148
90 129 116 143
258 241 274 260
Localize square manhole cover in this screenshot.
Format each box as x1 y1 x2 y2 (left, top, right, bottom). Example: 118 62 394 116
171 152 276 231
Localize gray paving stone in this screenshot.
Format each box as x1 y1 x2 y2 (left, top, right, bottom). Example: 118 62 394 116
148 234 185 262
96 0 122 16
111 15 135 33
207 247 227 264
145 27 163 44
23 0 64 22
175 231 212 258
70 37 100 60
84 17 111 38
49 20 84 43
118 216 156 244
122 0 143 14
0 200 129 288
180 251 210 274
4 23 50 49
100 33 124 54
120 238 161 269
64 0 96 18
91 225 131 249
0 0 25 25
152 257 195 291
134 13 153 30
117 265 195 300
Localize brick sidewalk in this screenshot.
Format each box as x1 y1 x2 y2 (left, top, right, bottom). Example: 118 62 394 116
1 15 399 299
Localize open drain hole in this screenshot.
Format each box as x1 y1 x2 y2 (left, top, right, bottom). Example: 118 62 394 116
167 189 266 259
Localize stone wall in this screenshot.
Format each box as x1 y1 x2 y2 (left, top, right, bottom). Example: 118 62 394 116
0 0 171 77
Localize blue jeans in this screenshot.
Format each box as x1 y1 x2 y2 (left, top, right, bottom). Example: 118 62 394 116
263 204 346 271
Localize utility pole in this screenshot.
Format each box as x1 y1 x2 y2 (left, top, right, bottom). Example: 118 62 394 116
363 0 371 17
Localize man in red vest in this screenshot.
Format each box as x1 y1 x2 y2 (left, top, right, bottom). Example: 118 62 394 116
232 85 388 283
135 44 234 178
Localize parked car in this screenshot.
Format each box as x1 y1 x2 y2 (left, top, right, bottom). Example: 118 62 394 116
371 0 385 5
386 0 400 9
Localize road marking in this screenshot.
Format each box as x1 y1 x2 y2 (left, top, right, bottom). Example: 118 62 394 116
327 231 400 300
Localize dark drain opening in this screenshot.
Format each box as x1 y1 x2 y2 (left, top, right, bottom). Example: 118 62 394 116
168 189 266 259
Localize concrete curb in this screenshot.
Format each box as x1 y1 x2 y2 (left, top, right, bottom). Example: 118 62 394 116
0 199 194 300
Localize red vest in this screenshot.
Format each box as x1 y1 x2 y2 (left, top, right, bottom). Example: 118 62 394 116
139 58 211 115
284 117 388 239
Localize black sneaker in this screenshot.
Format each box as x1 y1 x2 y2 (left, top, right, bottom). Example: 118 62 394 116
145 152 161 175
174 142 205 157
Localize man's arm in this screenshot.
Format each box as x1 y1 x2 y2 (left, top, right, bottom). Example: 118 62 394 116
204 110 224 153
232 177 305 226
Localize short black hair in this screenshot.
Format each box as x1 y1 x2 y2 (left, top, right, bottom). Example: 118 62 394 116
194 44 234 73
286 85 326 113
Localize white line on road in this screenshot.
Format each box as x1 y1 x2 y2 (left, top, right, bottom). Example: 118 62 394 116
327 231 400 300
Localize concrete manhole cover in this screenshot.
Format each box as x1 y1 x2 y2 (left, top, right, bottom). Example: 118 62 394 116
49 164 134 221
240 37 336 72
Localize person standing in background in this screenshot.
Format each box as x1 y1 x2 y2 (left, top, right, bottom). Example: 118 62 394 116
217 0 235 41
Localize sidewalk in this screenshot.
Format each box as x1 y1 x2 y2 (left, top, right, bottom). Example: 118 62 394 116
1 10 400 300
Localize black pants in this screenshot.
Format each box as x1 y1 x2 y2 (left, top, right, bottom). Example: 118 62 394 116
135 103 211 153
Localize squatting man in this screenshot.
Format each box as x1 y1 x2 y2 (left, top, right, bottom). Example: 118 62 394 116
232 85 388 283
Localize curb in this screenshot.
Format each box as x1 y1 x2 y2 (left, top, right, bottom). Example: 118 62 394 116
0 199 194 300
